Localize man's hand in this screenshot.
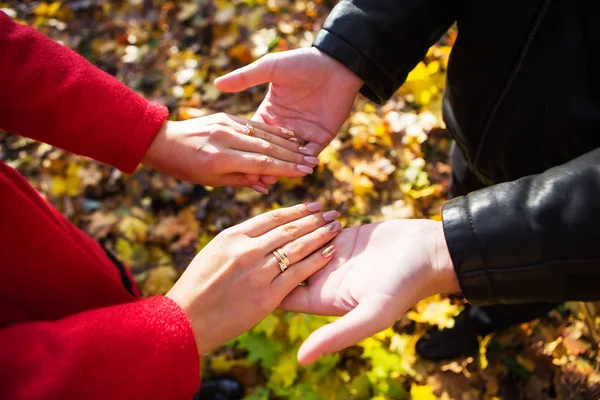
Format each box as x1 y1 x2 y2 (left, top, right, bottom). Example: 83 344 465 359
279 219 460 365
142 114 319 193
214 48 363 184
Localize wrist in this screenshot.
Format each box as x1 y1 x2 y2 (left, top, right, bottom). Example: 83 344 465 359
142 119 174 170
429 221 460 295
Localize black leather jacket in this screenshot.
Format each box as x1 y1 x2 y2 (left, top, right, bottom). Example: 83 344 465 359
313 0 600 305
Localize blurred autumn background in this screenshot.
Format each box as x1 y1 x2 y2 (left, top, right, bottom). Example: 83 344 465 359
2 1 600 399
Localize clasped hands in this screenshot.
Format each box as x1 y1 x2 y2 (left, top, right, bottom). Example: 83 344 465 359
150 47 459 367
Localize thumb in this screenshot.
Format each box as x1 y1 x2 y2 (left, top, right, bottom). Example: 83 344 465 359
214 55 274 92
297 297 397 366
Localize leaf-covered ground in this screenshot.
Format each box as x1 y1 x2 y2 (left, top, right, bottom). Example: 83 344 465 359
2 1 600 399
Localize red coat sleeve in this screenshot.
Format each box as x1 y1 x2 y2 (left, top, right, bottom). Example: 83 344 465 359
0 11 168 173
0 296 200 400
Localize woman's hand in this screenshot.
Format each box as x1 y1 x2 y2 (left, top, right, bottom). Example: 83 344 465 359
166 202 342 356
142 114 319 193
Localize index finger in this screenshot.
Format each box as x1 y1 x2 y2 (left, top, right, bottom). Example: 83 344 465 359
239 202 323 237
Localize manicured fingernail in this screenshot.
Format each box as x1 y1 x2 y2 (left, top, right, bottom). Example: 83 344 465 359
297 164 314 174
304 156 319 166
306 202 323 212
322 245 336 258
252 185 269 195
298 146 314 155
326 221 342 232
322 210 339 222
282 128 295 137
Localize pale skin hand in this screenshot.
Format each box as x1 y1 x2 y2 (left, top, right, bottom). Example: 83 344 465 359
214 47 364 184
142 113 320 193
166 203 342 356
278 219 460 365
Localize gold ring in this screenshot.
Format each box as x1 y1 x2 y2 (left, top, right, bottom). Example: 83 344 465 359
272 250 288 272
243 123 255 136
275 248 290 268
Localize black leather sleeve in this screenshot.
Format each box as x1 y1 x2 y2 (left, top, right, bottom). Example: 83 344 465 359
312 0 457 104
442 147 600 305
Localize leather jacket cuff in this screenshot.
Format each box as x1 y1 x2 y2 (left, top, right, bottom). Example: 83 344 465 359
313 30 392 104
442 196 496 305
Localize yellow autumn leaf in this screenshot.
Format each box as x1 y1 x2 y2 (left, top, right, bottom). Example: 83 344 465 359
407 184 443 199
410 384 439 400
406 62 429 83
196 232 214 252
353 175 374 196
51 163 82 196
210 354 247 374
407 295 462 329
479 334 493 370
118 216 148 242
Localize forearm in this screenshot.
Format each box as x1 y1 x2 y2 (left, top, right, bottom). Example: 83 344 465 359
313 0 457 104
0 11 167 173
442 147 600 305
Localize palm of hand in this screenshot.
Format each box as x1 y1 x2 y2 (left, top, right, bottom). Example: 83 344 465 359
280 219 442 365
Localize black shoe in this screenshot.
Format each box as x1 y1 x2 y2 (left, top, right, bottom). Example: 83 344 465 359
415 309 481 362
193 378 244 400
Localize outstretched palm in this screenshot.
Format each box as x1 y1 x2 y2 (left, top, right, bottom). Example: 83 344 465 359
278 219 458 365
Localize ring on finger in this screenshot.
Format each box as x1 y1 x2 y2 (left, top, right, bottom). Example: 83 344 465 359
243 122 255 136
272 249 289 272
275 248 290 268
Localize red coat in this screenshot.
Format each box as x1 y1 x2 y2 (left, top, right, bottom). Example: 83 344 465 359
0 11 200 399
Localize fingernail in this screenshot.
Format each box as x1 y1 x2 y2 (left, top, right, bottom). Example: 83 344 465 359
322 210 339 222
326 221 342 232
282 128 295 137
298 146 314 155
304 156 320 166
251 185 269 195
322 245 336 258
297 164 314 174
306 202 323 212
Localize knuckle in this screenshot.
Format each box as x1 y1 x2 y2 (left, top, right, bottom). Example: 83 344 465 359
284 224 299 238
220 226 243 242
295 203 310 215
206 124 223 139
268 209 283 222
256 155 273 172
260 141 273 152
